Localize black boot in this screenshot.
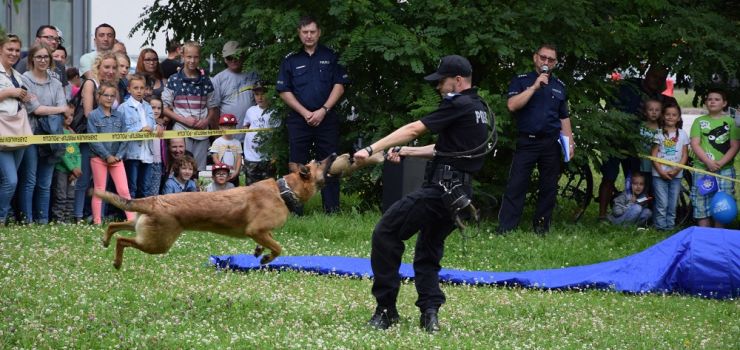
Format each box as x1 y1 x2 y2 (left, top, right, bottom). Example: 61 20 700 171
419 309 440 333
368 307 399 330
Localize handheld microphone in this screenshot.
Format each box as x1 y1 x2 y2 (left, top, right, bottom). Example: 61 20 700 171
540 65 550 87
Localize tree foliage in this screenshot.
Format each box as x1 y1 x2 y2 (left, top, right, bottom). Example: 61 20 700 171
132 0 740 208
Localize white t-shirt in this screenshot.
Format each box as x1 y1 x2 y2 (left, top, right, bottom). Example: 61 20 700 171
243 105 278 162
205 182 235 192
652 129 690 178
209 137 243 168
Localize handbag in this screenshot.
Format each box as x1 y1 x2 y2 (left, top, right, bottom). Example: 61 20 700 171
36 113 66 162
70 78 96 134
0 105 32 150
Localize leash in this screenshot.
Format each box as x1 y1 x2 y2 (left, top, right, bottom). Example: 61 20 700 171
639 154 740 184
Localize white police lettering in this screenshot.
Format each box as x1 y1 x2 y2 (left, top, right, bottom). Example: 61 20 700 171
320 60 330 65
475 110 488 124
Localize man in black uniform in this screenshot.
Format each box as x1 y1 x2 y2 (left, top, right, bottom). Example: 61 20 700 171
353 55 490 333
497 44 574 234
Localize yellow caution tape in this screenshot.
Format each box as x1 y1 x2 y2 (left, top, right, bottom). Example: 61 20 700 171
640 154 740 184
0 127 273 145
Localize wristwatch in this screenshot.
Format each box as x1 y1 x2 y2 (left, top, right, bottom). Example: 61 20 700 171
322 105 330 112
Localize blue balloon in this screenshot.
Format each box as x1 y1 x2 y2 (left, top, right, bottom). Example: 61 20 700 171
710 191 738 224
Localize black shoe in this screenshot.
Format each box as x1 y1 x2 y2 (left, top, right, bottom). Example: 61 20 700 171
419 309 440 333
368 307 399 330
533 217 549 235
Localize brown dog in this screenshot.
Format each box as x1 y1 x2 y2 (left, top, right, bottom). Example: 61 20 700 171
94 158 331 269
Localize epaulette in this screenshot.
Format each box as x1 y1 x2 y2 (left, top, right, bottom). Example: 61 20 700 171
517 74 528 78
556 77 566 86
284 51 297 59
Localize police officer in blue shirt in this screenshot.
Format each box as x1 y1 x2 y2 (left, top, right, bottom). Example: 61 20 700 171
498 44 575 234
277 16 349 213
354 55 491 333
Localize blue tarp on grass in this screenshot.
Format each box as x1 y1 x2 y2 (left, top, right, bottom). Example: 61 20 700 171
210 226 739 299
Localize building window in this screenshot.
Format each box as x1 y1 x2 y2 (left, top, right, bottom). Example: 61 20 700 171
50 0 73 60
9 0 29 50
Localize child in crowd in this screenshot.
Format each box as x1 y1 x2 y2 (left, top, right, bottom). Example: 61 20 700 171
205 163 235 192
243 81 279 185
145 95 166 196
608 173 652 226
689 88 740 227
87 82 135 225
115 52 131 101
209 114 243 187
66 67 81 99
651 104 689 230
51 105 81 223
640 99 662 193
119 74 160 199
163 155 198 194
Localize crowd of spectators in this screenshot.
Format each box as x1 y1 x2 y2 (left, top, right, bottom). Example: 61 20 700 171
0 18 737 230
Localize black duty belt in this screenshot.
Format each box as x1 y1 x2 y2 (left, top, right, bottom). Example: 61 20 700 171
519 131 559 139
425 164 472 186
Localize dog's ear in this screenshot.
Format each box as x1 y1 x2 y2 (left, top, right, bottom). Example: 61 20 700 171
299 165 311 180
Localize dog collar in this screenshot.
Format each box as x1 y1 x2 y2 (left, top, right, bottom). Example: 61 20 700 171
277 177 300 212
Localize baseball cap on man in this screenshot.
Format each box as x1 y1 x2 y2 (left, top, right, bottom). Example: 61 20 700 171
424 55 472 81
222 41 239 58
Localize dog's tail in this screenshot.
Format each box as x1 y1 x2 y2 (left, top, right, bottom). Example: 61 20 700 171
92 190 151 214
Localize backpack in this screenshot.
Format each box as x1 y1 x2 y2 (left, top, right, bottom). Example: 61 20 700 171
70 78 97 134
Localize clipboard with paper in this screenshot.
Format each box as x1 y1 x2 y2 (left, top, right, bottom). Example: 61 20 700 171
558 134 571 162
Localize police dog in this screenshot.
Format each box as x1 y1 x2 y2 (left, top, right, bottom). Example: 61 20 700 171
94 157 332 269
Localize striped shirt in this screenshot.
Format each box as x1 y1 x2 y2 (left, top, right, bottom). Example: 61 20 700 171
162 69 217 140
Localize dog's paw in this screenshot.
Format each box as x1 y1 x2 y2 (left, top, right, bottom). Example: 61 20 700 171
102 238 110 248
260 254 275 265
113 262 122 270
253 245 264 258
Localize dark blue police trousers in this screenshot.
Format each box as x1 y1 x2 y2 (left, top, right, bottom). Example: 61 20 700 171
498 134 561 231
286 113 340 213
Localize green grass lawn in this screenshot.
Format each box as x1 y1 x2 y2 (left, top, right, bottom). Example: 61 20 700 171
1 207 737 349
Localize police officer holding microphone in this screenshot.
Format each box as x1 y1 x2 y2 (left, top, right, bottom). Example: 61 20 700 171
353 55 491 333
497 44 574 234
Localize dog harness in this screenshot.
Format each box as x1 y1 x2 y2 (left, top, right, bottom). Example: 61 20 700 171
277 177 300 212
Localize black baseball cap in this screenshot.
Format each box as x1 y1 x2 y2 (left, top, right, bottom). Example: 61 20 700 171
424 55 472 81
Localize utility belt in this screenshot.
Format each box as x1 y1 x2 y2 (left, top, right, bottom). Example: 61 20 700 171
519 130 559 140
425 163 477 228
424 163 472 186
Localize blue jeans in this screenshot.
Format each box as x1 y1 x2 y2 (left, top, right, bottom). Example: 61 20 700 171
74 143 93 220
0 148 25 222
608 204 652 225
124 159 153 198
17 145 56 224
145 162 163 196
653 176 682 230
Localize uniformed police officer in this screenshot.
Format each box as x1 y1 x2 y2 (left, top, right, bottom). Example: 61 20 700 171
497 44 574 234
276 16 349 213
353 55 490 333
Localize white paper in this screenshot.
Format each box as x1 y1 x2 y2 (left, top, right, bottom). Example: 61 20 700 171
559 134 571 162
